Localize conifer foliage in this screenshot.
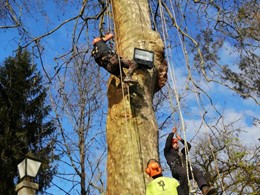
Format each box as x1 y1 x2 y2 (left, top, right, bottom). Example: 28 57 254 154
0 50 57 194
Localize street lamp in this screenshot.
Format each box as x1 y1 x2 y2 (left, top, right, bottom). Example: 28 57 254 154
133 48 154 69
16 151 42 195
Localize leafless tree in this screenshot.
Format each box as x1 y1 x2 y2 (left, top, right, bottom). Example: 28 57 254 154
192 117 260 194
48 47 107 194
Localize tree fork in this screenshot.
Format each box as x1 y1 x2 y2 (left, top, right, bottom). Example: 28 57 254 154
106 0 166 194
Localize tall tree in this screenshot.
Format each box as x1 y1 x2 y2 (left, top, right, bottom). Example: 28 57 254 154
106 0 167 194
0 50 57 194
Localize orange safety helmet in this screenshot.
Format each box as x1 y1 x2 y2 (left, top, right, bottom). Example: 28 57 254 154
172 138 178 143
145 159 162 177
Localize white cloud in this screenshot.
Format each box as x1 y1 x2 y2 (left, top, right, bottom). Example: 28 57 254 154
181 107 260 146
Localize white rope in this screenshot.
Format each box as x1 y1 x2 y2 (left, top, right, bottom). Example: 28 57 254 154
167 0 225 192
158 0 195 192
109 0 138 189
169 0 197 188
111 1 149 188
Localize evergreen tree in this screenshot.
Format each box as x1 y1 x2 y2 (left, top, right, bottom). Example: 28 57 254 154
0 50 57 194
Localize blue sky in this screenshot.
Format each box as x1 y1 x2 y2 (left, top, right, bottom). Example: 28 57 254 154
162 41 260 143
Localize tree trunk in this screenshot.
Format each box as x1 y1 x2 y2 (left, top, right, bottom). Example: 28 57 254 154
106 0 166 194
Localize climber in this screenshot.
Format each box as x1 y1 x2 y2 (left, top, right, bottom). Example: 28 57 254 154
164 127 217 195
145 159 185 195
91 32 138 83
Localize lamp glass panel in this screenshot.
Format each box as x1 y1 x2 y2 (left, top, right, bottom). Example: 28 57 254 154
27 158 41 177
17 159 26 179
135 49 153 62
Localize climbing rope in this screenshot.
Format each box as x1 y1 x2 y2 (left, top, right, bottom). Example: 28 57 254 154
106 0 111 33
168 0 225 192
109 0 138 189
158 0 196 193
109 0 150 189
160 0 226 193
109 0 130 105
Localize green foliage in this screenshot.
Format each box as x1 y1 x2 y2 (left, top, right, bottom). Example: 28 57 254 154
192 127 260 194
0 50 57 194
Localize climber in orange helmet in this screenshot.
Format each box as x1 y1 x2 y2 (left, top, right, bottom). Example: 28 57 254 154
145 159 184 195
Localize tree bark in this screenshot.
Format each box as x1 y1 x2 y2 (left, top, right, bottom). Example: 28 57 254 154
106 0 166 194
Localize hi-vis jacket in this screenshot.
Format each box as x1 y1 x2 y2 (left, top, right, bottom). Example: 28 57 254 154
146 176 184 195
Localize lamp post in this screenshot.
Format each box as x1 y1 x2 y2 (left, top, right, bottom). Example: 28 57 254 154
15 151 42 195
